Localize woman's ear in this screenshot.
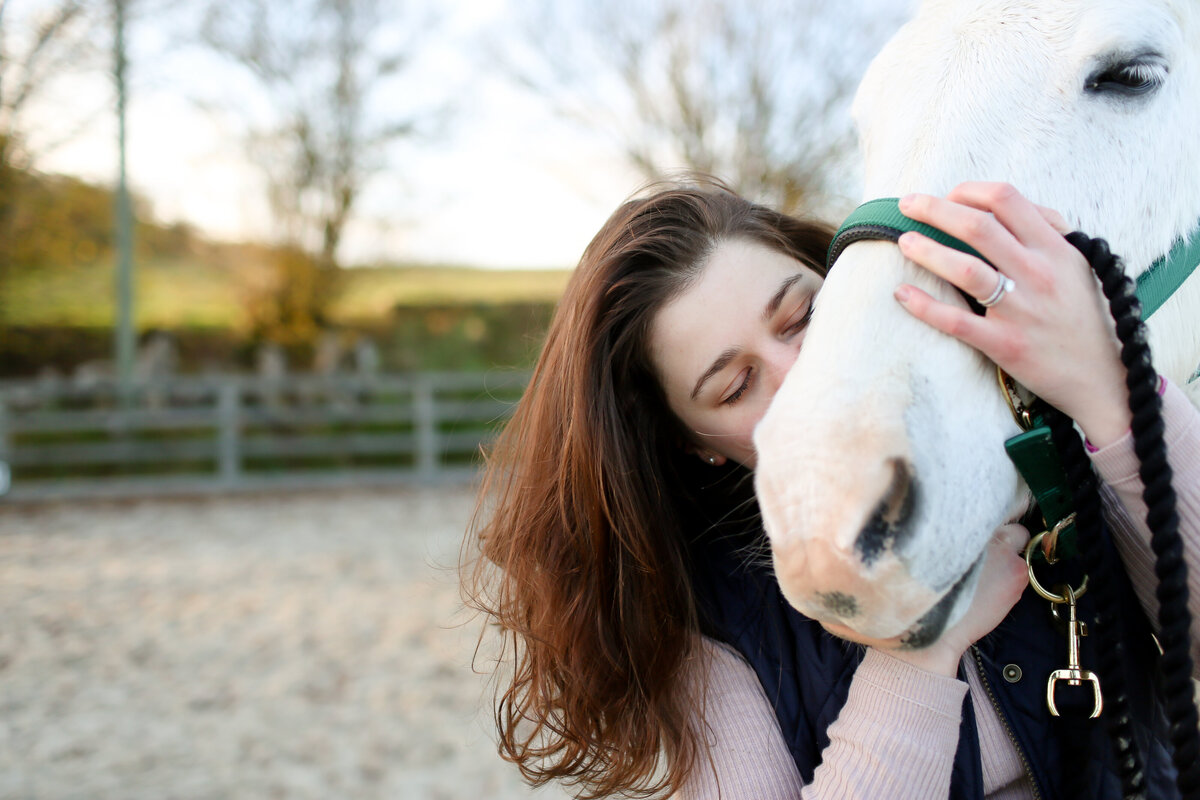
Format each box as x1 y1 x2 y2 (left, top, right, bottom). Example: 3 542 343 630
685 446 726 467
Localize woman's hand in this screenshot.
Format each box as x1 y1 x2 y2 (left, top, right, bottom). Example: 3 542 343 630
823 525 1030 676
827 524 1030 677
892 182 1132 448
887 524 1030 676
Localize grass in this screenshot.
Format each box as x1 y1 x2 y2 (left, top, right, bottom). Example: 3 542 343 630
328 264 571 323
4 257 573 329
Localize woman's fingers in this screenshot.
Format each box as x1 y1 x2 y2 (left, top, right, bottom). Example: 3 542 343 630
945 181 1067 250
899 192 1028 279
992 522 1031 553
900 183 1067 274
893 283 1019 363
898 230 1010 305
1032 203 1071 234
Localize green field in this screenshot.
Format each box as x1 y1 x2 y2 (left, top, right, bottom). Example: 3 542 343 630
328 264 572 323
3 258 573 329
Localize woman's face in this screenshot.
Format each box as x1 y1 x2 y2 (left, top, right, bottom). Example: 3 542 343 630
649 237 824 469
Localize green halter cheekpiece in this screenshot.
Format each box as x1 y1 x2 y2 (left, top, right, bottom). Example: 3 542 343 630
827 197 1200 562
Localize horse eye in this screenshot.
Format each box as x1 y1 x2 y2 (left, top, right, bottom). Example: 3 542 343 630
1085 54 1167 97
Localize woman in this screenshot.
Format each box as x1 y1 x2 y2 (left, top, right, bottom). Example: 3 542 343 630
462 178 1200 798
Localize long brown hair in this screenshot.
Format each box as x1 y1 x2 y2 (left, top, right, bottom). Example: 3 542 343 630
462 178 833 798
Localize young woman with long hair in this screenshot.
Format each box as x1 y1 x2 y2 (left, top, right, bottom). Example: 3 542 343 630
462 178 1200 799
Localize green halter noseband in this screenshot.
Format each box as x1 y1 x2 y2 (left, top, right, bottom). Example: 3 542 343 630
827 197 1200 321
827 197 1200 561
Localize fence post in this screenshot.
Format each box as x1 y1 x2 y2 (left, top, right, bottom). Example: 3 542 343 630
414 376 438 481
217 382 241 487
0 394 11 496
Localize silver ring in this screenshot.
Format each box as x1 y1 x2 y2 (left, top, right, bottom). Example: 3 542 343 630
979 273 1015 308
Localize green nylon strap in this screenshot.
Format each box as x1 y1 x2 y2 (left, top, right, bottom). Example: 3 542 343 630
828 196 1200 323
1004 421 1079 562
1138 225 1200 319
827 197 985 269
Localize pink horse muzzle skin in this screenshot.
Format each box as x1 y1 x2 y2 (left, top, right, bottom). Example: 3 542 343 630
765 453 988 646
776 544 984 648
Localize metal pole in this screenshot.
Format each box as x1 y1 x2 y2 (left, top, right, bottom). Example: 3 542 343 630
217 382 241 487
414 376 438 481
113 0 135 404
0 393 11 496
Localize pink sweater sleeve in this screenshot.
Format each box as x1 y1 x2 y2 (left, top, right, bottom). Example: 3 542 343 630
677 639 966 799
1089 379 1200 669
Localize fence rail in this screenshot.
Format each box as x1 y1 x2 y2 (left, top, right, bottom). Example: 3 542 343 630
0 371 528 501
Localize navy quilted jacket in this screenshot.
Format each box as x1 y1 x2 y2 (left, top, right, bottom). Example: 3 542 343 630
686 519 1179 800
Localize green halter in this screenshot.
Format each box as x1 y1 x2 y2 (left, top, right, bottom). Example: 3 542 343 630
828 197 1200 321
827 197 1200 561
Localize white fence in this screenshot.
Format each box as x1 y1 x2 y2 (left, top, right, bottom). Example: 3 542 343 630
0 371 528 500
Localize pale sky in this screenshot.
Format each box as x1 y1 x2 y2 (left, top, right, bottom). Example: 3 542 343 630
22 0 643 269
21 0 904 270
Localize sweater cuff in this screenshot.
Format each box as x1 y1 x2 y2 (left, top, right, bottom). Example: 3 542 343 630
1089 378 1198 488
1084 376 1166 453
853 648 968 721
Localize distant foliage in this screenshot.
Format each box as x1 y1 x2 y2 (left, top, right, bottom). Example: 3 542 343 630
1 168 565 377
384 303 555 372
5 168 197 271
0 304 556 378
240 246 345 348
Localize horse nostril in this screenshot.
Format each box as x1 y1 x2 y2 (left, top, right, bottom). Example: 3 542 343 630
855 457 916 566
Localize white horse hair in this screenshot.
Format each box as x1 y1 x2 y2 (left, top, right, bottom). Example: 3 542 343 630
753 0 1200 644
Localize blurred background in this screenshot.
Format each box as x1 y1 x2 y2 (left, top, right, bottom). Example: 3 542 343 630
0 0 906 796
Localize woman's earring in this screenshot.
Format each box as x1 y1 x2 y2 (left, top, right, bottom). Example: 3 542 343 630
706 456 717 465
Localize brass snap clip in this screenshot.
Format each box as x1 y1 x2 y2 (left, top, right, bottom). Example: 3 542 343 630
1044 584 1103 719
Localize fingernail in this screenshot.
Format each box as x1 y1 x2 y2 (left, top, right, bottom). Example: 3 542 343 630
894 285 911 304
897 231 914 248
899 194 915 211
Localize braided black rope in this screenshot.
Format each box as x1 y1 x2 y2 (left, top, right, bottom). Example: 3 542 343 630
1047 231 1200 798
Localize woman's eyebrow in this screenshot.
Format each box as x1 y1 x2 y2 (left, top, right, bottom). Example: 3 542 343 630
691 347 740 400
763 273 805 321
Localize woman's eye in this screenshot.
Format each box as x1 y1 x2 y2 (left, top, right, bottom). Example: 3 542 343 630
782 301 815 337
722 368 753 405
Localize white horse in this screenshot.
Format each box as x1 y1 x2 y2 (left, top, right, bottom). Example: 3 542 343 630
753 0 1200 643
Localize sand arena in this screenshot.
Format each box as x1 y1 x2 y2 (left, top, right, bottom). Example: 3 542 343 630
0 486 570 800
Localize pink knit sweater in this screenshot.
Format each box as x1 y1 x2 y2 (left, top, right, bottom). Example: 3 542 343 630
679 380 1200 799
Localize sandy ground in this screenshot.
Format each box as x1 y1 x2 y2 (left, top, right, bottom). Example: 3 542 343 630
0 486 572 800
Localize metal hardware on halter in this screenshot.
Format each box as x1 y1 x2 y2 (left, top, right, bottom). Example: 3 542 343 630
996 366 1035 431
1045 583 1104 719
1038 513 1076 566
1024 531 1088 603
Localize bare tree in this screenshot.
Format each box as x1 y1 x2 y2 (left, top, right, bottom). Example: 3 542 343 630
0 1 100 249
198 0 442 342
502 0 903 213
0 0 98 170
0 0 105 326
200 0 438 271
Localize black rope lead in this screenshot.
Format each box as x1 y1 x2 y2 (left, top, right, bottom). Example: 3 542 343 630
1048 231 1200 799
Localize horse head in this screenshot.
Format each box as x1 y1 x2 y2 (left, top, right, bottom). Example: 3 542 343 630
754 0 1200 644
